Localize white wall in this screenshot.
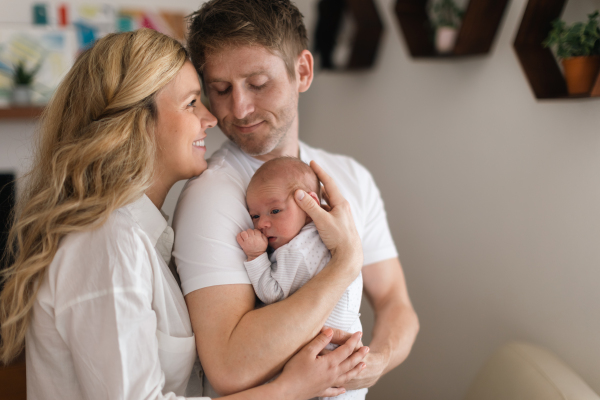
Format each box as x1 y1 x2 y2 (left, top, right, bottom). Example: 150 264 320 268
2 0 600 399
295 0 600 399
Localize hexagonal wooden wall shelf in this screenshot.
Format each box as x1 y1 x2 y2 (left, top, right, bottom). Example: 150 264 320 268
314 0 384 70
514 0 600 99
394 0 510 57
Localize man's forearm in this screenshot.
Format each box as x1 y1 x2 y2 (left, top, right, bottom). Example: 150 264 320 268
369 295 419 375
186 252 361 396
345 257 419 390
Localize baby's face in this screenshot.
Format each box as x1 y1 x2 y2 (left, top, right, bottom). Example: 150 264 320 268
246 180 308 250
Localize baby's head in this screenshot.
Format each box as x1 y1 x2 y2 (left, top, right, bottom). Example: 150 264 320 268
246 157 321 250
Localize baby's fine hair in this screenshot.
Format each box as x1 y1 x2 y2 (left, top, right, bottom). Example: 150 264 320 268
248 157 321 201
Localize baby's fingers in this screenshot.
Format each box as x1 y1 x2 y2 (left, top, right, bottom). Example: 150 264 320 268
236 231 248 244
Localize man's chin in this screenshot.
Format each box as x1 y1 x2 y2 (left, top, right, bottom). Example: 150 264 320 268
226 134 278 157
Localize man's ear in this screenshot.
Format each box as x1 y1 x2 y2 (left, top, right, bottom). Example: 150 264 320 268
304 191 320 224
296 50 314 93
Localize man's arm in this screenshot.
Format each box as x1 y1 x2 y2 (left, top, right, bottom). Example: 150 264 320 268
186 255 356 396
344 257 419 390
186 172 364 396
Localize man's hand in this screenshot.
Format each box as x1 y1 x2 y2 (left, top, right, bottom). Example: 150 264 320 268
319 328 364 354
345 258 420 390
341 351 388 390
236 229 268 261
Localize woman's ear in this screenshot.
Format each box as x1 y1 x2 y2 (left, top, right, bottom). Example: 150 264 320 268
296 50 314 93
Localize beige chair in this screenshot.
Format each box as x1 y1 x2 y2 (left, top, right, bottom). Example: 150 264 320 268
465 342 600 400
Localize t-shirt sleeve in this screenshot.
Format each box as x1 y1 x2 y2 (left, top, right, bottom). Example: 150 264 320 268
353 162 398 266
172 169 252 296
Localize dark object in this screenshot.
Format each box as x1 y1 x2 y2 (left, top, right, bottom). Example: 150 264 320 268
315 0 346 69
313 0 384 70
0 107 44 120
12 60 42 86
514 0 600 99
394 0 510 57
0 174 16 292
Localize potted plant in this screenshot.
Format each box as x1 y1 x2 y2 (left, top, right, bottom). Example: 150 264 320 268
11 59 42 106
429 0 464 54
543 11 600 95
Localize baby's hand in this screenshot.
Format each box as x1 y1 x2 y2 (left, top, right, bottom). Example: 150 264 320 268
236 229 268 261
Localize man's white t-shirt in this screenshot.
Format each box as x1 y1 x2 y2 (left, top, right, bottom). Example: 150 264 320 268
172 140 398 296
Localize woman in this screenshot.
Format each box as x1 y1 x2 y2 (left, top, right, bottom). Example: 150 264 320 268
0 29 367 400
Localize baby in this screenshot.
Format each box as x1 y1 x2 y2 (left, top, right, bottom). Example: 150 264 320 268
236 156 366 400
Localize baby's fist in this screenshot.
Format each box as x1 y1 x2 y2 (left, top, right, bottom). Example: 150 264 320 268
236 229 268 261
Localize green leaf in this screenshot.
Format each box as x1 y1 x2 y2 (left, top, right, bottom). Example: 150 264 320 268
543 11 600 58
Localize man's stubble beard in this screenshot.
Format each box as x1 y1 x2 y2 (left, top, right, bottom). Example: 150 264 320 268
218 95 298 157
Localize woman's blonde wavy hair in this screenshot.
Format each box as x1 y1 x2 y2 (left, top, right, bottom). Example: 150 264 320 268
0 29 188 364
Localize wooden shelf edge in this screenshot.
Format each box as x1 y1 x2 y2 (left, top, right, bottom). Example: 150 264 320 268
394 0 509 59
0 107 45 120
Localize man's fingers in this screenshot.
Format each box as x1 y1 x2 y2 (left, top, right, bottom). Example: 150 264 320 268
324 331 363 364
333 361 367 388
304 328 334 357
319 387 347 398
295 189 328 223
318 348 332 356
310 161 342 206
328 328 353 346
338 345 369 373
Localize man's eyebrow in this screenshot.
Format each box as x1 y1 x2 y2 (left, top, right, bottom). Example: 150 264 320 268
205 71 269 84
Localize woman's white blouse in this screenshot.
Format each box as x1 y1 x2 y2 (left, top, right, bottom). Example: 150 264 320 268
26 195 208 400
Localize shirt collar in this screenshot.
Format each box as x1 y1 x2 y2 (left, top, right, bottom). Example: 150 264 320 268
124 194 168 247
227 139 313 167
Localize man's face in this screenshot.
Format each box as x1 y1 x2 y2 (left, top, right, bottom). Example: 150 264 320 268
202 45 299 157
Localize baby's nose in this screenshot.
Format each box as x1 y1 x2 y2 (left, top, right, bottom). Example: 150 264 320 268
257 217 270 229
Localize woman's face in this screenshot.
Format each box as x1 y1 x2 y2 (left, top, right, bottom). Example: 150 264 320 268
154 61 217 185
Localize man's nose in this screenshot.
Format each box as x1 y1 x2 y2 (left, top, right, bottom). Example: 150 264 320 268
232 88 254 120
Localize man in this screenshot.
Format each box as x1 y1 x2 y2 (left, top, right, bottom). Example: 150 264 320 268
172 0 419 397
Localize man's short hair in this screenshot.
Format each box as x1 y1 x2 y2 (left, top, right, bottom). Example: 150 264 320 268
187 0 308 79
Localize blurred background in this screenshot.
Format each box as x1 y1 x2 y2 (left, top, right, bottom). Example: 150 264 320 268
1 0 600 399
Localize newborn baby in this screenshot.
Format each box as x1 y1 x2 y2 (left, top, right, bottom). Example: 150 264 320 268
236 156 366 400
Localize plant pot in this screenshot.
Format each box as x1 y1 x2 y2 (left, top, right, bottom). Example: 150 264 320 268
11 85 33 106
561 56 600 95
435 26 458 54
